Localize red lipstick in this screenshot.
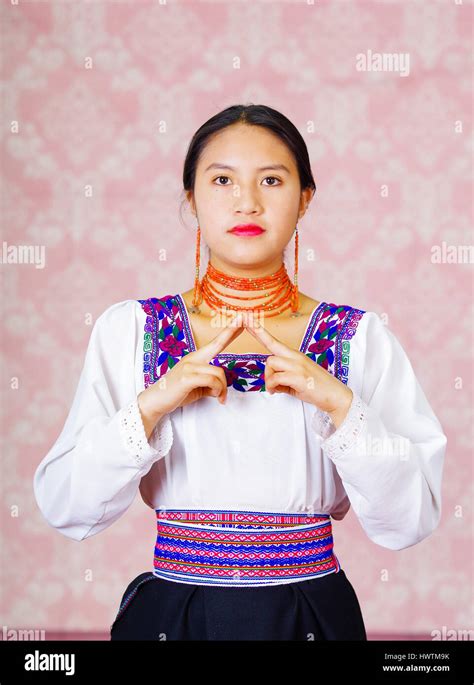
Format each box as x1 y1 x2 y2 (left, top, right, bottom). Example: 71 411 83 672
228 223 265 236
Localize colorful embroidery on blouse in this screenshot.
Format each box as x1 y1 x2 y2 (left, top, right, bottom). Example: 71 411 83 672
304 303 366 384
137 295 366 391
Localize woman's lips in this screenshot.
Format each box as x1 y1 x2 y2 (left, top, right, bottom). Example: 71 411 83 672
228 225 265 236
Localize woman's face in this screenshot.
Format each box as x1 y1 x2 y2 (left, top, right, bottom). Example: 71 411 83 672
186 123 314 271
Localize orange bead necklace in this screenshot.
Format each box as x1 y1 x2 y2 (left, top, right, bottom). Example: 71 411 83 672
191 228 301 317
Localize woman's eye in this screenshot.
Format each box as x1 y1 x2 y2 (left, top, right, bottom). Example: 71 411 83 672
262 176 281 186
213 176 281 186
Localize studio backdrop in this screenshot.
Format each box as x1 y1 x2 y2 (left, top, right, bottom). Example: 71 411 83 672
1 0 472 639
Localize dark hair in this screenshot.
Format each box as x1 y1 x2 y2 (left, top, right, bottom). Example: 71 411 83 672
181 104 316 216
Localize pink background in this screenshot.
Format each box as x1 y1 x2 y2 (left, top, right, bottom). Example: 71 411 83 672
1 0 472 639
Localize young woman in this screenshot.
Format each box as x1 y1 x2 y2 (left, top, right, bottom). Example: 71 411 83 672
33 104 447 641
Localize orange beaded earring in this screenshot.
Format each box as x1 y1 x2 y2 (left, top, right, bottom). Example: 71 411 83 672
190 224 203 313
289 223 300 317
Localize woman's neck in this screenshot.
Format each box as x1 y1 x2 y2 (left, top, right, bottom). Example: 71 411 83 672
200 256 290 312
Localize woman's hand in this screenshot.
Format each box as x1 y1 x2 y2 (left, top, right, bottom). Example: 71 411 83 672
245 317 353 428
138 313 246 421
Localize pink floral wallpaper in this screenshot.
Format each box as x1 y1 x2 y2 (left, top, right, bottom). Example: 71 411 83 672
1 0 472 639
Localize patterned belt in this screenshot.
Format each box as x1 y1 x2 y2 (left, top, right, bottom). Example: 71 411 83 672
153 509 341 587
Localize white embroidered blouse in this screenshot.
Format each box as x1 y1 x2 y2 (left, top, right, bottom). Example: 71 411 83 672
33 294 447 551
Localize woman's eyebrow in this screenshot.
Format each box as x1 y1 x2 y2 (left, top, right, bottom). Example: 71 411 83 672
204 163 291 174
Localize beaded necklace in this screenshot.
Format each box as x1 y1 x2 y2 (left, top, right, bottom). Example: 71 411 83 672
191 226 301 317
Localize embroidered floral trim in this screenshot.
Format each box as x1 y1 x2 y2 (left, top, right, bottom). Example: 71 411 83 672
306 304 365 384
118 399 173 466
210 356 268 392
137 296 367 391
320 392 367 460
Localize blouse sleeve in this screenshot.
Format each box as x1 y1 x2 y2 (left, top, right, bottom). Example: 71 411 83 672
310 311 447 551
33 300 173 542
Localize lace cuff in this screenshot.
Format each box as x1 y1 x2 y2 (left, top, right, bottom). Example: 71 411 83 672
319 392 367 461
118 398 173 466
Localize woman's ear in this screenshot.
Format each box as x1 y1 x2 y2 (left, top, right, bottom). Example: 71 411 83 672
298 187 315 220
185 190 196 217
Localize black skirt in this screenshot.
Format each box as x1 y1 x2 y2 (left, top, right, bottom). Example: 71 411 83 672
110 569 367 641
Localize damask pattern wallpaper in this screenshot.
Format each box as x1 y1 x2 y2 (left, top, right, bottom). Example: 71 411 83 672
1 0 472 639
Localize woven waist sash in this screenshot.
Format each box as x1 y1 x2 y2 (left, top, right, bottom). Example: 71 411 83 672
153 509 341 587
